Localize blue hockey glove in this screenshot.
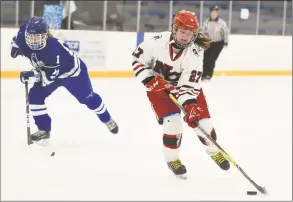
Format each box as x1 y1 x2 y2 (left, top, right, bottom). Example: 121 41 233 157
11 36 23 58
20 70 41 83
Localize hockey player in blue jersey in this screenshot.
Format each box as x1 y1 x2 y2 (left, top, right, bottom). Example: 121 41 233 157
11 16 119 144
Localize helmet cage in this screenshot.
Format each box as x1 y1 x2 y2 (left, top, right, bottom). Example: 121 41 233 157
172 25 198 49
25 31 48 50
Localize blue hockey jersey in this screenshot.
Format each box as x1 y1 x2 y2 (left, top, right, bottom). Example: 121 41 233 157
13 24 81 86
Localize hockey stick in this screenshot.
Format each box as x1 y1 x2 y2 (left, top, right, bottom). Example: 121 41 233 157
24 80 33 145
165 90 267 194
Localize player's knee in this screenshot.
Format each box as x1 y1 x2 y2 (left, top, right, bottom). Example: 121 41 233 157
195 118 217 144
198 129 217 144
195 118 213 136
163 113 182 134
82 92 107 116
163 114 183 149
28 90 35 102
28 88 45 104
210 129 217 141
195 118 217 145
79 92 101 107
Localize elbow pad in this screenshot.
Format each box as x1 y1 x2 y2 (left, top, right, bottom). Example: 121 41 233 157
11 37 22 58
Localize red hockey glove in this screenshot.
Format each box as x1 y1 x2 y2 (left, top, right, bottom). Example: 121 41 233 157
183 103 203 128
145 76 175 98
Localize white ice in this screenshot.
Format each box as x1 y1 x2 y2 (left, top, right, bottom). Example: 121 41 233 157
1 76 292 201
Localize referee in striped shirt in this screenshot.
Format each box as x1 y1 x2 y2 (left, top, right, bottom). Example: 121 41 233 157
202 5 229 81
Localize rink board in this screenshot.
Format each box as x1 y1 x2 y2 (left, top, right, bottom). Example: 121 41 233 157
1 28 291 78
0 70 291 78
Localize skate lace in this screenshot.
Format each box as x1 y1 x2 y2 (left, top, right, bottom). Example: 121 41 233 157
106 120 117 130
212 152 226 164
34 130 46 136
169 160 182 170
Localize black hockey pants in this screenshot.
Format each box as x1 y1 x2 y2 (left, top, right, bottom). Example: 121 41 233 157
203 40 225 78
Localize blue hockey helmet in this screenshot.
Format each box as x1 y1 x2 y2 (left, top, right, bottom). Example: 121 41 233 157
25 16 49 50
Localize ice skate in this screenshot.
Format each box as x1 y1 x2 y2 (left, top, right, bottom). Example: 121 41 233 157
198 134 230 171
211 151 230 170
105 118 119 134
201 75 212 82
167 159 187 179
30 130 50 146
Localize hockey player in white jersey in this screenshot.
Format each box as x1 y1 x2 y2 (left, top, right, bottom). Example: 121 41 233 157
132 10 230 179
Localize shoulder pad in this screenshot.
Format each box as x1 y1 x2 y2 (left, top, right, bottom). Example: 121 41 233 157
19 24 27 31
46 37 60 53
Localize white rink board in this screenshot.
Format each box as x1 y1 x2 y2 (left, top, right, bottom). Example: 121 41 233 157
144 32 292 71
1 28 292 72
1 28 137 71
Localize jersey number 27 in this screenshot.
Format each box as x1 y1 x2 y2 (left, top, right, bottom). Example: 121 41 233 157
189 70 202 83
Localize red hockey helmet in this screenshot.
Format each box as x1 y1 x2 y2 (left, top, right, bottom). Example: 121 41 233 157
173 10 199 32
172 10 199 48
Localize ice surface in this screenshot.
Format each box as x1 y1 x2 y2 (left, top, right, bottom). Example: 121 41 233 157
1 77 292 201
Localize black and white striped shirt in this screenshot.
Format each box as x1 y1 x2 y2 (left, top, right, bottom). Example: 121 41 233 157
202 18 229 44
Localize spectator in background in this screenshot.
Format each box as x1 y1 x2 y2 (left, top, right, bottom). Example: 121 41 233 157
61 0 76 29
202 5 229 81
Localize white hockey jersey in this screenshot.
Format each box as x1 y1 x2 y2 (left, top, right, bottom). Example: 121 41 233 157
132 31 204 106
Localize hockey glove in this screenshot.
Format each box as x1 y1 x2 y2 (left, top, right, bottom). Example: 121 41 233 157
20 70 41 84
183 103 203 128
11 36 23 58
144 76 175 98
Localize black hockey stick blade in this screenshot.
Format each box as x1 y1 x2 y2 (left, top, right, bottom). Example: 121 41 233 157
257 186 267 194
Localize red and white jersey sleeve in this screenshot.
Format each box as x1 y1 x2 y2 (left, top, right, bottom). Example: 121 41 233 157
175 50 203 106
131 37 155 82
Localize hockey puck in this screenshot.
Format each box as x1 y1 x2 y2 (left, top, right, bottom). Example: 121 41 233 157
247 191 257 195
51 152 55 157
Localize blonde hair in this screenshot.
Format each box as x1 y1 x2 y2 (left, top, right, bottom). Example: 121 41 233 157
47 31 54 38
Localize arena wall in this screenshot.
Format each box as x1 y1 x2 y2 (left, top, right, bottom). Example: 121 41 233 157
1 28 291 78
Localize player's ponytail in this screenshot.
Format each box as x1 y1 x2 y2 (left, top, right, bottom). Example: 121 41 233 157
194 32 211 50
47 31 54 38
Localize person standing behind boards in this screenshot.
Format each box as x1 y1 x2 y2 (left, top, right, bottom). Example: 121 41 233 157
202 5 229 81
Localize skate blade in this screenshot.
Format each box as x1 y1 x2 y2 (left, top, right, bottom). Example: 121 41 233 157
33 139 50 146
175 173 187 180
